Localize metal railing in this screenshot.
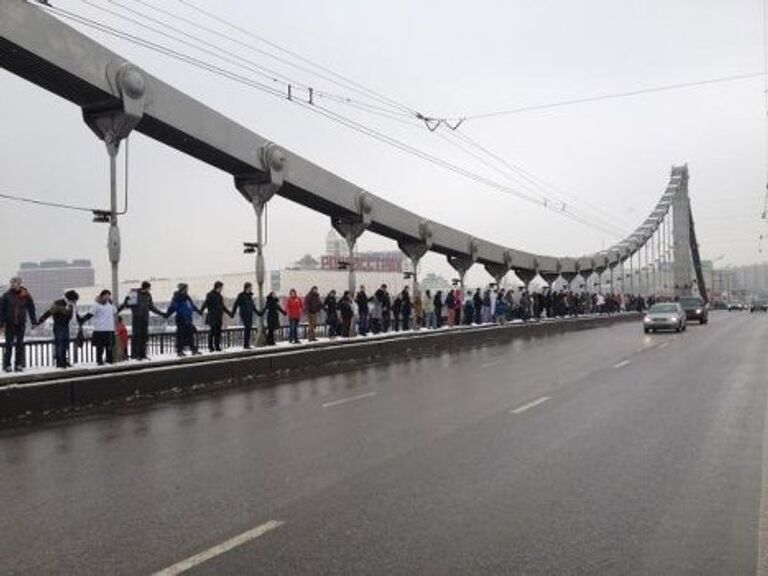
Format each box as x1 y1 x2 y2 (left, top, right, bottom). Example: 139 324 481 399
4 323 329 369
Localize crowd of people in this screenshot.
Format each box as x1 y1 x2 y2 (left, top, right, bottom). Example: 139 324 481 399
0 275 658 373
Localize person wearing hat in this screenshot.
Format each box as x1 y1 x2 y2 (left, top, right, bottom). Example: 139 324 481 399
36 289 79 368
0 276 37 373
119 280 166 360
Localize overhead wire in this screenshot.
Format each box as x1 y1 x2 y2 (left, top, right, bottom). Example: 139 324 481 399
174 0 421 118
39 2 626 238
447 72 767 123
82 0 634 235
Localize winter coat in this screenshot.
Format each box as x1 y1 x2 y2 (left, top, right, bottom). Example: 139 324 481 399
262 295 286 329
201 290 228 325
305 291 323 315
37 299 74 330
285 296 304 320
0 287 36 328
339 298 354 321
120 289 164 323
324 295 339 322
374 288 391 314
400 292 412 316
355 291 371 315
232 291 257 325
167 292 200 325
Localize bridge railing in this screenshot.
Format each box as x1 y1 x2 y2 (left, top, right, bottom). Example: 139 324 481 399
4 323 328 370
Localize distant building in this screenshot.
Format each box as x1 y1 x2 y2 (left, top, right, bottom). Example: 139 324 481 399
17 259 95 304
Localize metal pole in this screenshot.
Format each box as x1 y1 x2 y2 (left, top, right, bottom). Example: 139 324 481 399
107 139 121 302
255 206 266 337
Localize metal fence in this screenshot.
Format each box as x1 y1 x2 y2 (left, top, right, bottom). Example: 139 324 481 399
3 323 328 369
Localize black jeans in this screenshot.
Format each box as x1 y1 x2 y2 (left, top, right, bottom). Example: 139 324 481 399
2 324 25 370
208 320 223 351
92 331 114 365
243 323 253 348
131 317 149 359
176 322 198 353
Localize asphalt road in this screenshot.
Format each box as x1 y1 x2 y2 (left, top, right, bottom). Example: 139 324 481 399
1 311 767 575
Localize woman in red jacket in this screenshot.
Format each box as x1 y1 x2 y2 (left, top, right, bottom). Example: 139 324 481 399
285 288 304 344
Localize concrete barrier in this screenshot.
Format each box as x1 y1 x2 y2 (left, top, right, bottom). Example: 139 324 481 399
0 313 639 424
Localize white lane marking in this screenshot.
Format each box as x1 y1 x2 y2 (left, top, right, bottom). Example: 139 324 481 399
322 392 376 408
481 360 502 369
614 360 631 369
657 342 670 350
152 520 284 576
511 396 551 414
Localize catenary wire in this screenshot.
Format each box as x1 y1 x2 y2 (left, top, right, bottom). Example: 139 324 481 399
82 0 637 233
39 3 625 238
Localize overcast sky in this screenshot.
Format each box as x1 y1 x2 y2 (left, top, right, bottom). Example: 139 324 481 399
2 0 767 289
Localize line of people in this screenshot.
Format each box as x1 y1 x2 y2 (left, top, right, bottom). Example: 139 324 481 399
1 274 656 372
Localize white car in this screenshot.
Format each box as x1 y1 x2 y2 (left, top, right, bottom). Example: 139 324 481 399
643 302 687 334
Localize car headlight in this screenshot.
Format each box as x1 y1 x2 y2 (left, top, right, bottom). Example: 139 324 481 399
695 309 702 314
643 316 651 323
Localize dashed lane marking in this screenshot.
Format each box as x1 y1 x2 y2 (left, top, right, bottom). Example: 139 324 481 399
511 396 551 414
152 520 284 576
322 392 377 408
481 360 502 369
614 360 631 369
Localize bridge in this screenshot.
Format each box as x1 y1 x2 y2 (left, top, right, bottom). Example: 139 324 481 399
0 0 706 309
5 2 767 575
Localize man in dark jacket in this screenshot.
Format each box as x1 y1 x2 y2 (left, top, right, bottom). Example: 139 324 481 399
119 281 166 360
0 277 37 372
232 282 258 349
375 284 392 333
400 287 412 331
324 290 339 338
433 290 443 328
304 286 323 342
355 285 372 336
473 288 483 324
200 281 232 352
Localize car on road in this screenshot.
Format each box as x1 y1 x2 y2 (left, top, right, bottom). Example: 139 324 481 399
643 302 687 333
678 296 708 324
728 302 746 311
750 301 768 313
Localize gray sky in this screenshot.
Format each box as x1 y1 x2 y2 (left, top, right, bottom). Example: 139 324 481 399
2 0 767 288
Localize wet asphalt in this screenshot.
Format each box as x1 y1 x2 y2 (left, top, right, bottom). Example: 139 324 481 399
1 311 767 575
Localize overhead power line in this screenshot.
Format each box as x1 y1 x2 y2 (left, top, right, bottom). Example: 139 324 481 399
39 2 626 238
450 72 766 122
0 192 96 212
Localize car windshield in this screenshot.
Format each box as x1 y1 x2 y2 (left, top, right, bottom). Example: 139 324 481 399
679 298 702 307
650 304 678 313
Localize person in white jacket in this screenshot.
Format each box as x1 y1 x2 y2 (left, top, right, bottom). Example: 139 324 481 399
78 290 117 365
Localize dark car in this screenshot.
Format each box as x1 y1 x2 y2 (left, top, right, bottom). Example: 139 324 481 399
750 301 768 313
679 296 708 324
728 302 746 311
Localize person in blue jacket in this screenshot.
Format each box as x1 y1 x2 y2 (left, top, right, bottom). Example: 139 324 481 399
166 283 202 356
